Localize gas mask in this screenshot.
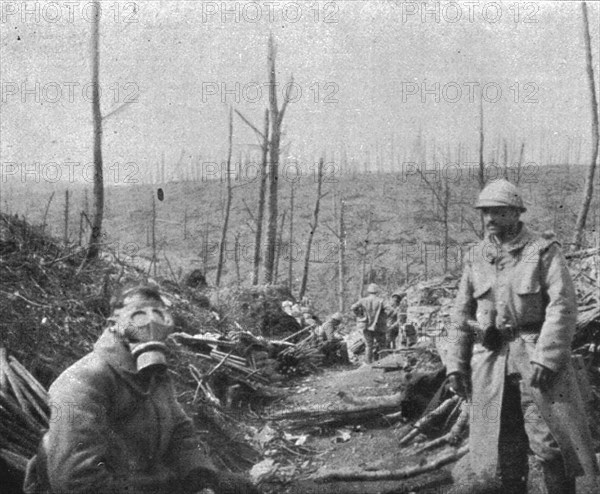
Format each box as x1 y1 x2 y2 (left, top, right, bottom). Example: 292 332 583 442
109 294 175 373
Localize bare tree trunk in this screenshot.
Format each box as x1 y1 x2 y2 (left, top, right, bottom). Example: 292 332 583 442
216 107 234 286
202 213 210 273
516 142 525 185
274 209 287 283
478 96 485 189
502 138 509 179
443 181 449 272
264 34 292 284
63 189 70 245
41 192 55 236
86 1 104 262
288 182 295 292
359 213 374 298
183 208 188 240
337 195 346 313
78 211 84 246
253 109 269 285
151 194 157 277
299 159 324 300
573 1 599 250
234 232 241 285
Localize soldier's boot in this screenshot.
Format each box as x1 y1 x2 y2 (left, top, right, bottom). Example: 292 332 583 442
364 346 373 364
541 460 576 494
499 476 527 494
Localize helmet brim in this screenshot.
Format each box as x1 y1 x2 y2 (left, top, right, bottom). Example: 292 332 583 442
474 200 526 212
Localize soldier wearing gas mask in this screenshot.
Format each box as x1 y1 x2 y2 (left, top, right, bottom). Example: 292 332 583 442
24 283 260 494
444 180 599 493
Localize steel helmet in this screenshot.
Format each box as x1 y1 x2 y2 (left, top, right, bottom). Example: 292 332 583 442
475 179 526 212
366 283 380 294
331 312 343 322
392 291 406 299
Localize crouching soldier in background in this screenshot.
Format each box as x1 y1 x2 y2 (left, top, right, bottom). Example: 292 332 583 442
24 283 260 494
351 283 387 364
316 312 349 365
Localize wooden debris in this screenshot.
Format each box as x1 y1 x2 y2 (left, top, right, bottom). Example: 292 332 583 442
398 396 461 446
313 445 469 482
0 349 48 470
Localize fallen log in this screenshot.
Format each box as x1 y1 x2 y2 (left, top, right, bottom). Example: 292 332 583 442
9 356 49 403
269 400 403 427
313 445 469 482
0 447 30 471
0 348 8 391
413 401 469 454
398 396 461 446
337 390 404 408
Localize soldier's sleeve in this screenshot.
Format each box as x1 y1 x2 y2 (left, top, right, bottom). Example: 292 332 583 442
531 242 577 372
44 361 120 493
444 258 475 375
166 377 217 480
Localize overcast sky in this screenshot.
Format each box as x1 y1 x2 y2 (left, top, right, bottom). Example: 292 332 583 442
1 1 599 183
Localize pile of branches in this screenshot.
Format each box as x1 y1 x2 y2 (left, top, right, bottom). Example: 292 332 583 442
0 213 263 474
276 332 324 376
0 348 48 472
313 393 469 484
172 328 326 396
568 247 600 350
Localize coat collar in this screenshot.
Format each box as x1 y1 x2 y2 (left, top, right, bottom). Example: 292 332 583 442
93 330 167 394
480 223 536 263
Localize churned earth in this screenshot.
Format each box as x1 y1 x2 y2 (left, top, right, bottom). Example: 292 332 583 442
258 353 600 494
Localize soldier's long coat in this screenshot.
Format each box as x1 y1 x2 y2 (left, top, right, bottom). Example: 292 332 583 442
24 330 215 494
445 225 599 479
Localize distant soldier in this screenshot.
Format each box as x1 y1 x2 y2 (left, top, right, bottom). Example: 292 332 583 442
317 312 344 342
351 283 387 363
385 292 405 349
316 312 348 364
445 180 599 493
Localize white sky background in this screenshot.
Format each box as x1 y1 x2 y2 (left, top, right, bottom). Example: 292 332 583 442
1 0 599 183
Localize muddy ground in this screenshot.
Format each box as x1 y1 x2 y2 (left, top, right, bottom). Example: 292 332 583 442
257 353 600 494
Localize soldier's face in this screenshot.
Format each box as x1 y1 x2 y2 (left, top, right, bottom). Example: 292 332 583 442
481 207 520 236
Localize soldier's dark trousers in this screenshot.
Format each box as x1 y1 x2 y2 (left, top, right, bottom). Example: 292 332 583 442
499 374 576 494
362 329 385 363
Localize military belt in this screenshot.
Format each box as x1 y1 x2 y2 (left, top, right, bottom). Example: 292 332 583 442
501 322 544 342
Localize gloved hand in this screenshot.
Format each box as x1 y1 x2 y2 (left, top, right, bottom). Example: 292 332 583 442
446 372 469 400
481 326 503 352
215 472 261 494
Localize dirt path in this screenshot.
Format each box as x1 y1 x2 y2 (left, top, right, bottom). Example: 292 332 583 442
261 354 457 494
260 354 600 494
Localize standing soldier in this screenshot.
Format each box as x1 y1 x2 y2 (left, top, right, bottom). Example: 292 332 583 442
351 283 387 363
445 180 599 493
385 291 407 349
